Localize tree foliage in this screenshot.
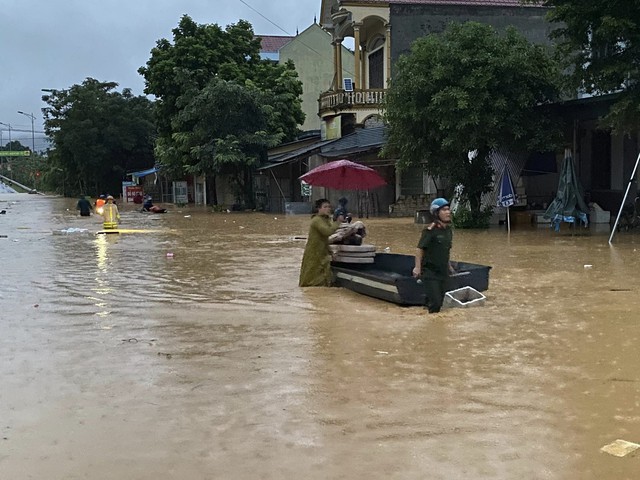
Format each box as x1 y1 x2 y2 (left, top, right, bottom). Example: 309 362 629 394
0 142 47 192
138 15 304 205
41 78 156 196
383 22 562 217
535 0 640 131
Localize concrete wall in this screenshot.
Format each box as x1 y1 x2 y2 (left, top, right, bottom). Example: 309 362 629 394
389 4 553 64
280 24 354 132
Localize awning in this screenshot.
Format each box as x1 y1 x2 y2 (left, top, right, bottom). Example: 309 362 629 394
128 167 159 178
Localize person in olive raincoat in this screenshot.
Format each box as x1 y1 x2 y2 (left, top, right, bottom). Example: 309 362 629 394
299 198 342 287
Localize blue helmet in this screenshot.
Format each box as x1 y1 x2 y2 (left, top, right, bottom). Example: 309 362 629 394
430 198 450 215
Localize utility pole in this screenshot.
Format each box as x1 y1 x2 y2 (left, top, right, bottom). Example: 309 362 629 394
0 121 12 150
0 122 12 174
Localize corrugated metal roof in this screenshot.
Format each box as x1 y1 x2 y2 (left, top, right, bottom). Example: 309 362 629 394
259 139 337 171
320 127 387 158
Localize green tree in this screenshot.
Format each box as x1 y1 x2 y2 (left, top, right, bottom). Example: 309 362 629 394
157 78 283 204
138 15 304 206
0 141 46 191
533 0 640 131
41 78 156 196
384 22 562 222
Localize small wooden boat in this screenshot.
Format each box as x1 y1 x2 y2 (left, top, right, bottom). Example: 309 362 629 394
331 252 491 306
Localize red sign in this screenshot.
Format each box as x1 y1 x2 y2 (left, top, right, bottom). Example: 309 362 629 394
125 185 143 203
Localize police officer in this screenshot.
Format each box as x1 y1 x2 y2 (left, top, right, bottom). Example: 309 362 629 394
413 198 453 313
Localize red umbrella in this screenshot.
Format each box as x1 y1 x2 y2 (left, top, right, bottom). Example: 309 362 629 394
298 160 386 191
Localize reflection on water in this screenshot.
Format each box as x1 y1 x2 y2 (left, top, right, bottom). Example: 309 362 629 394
1 193 639 479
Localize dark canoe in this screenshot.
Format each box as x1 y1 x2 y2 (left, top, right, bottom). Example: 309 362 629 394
331 253 491 306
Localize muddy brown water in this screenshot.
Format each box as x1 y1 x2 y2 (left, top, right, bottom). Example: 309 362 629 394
1 193 639 479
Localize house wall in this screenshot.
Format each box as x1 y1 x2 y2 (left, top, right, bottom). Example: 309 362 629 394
389 4 552 63
280 24 354 132
522 153 562 208
611 133 625 190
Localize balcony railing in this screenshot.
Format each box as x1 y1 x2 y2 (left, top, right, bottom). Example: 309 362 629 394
319 88 386 114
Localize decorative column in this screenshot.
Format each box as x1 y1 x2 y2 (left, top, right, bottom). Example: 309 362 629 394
354 24 362 89
332 41 339 91
385 24 392 87
336 39 343 90
360 45 367 89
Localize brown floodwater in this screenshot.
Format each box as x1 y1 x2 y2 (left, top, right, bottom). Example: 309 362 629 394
1 193 639 479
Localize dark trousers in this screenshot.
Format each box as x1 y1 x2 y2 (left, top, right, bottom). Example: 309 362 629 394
80 211 90 217
423 277 446 313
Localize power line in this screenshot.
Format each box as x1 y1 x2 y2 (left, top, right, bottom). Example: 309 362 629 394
238 0 294 37
237 0 356 78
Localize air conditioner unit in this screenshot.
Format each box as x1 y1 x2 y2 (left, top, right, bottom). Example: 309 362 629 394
343 78 354 92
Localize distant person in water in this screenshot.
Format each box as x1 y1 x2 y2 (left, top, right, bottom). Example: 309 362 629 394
95 195 106 214
76 195 92 217
101 195 120 229
142 196 167 213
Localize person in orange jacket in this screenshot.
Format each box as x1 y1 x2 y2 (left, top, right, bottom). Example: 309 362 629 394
95 194 106 214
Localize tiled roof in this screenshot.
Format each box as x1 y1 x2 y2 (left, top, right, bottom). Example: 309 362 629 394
345 0 543 6
258 35 294 53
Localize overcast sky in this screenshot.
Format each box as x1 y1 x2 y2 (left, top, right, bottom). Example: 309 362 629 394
0 0 320 151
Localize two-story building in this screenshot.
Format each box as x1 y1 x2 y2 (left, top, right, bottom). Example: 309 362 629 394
309 0 551 215
260 1 637 220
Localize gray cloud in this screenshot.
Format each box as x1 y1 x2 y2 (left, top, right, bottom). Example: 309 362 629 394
0 0 319 150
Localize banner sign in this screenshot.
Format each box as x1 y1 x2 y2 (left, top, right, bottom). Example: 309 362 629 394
0 151 30 157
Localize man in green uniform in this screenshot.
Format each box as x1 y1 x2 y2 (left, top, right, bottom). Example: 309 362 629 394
413 198 453 313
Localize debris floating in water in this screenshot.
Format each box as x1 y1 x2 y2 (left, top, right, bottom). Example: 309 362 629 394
584 264 593 269
55 228 89 235
166 252 174 258
600 439 640 457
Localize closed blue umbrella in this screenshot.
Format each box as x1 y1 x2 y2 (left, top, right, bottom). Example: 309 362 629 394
497 165 516 232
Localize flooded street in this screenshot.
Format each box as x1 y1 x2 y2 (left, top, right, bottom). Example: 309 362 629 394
1 193 639 479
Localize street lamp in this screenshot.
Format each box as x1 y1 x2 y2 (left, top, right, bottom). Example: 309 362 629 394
17 111 36 155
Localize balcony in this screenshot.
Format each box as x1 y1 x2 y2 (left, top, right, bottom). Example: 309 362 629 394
319 89 386 116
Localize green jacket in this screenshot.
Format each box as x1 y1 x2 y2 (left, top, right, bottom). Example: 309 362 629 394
417 224 452 279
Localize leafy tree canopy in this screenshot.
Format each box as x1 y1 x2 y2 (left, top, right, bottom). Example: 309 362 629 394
138 15 304 205
534 0 640 132
383 22 562 216
41 78 156 196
